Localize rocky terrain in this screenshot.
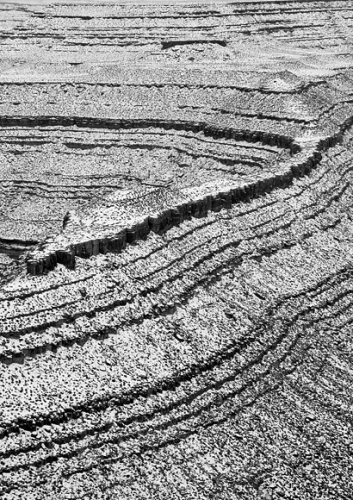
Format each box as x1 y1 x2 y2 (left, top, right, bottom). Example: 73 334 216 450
1 0 353 498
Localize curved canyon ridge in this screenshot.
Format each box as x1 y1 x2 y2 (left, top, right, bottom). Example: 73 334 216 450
1 1 353 498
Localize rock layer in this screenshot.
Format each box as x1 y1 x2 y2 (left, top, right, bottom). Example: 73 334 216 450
1 1 353 499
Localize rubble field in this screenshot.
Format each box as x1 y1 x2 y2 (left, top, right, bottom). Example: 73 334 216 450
1 1 353 499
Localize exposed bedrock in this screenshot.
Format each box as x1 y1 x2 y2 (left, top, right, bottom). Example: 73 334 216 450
25 119 349 276
22 117 299 275
1 2 353 498
161 40 227 50
0 116 294 260
1 132 352 362
0 115 298 151
0 238 37 259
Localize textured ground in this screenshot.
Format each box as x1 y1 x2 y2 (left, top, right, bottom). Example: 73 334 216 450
1 1 353 499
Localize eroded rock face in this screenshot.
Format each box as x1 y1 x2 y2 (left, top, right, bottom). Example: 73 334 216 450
24 122 301 274
1 1 353 499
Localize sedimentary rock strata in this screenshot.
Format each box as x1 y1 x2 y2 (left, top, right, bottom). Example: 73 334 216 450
1 1 353 499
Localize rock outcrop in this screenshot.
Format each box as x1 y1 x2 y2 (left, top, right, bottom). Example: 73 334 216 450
1 1 353 499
